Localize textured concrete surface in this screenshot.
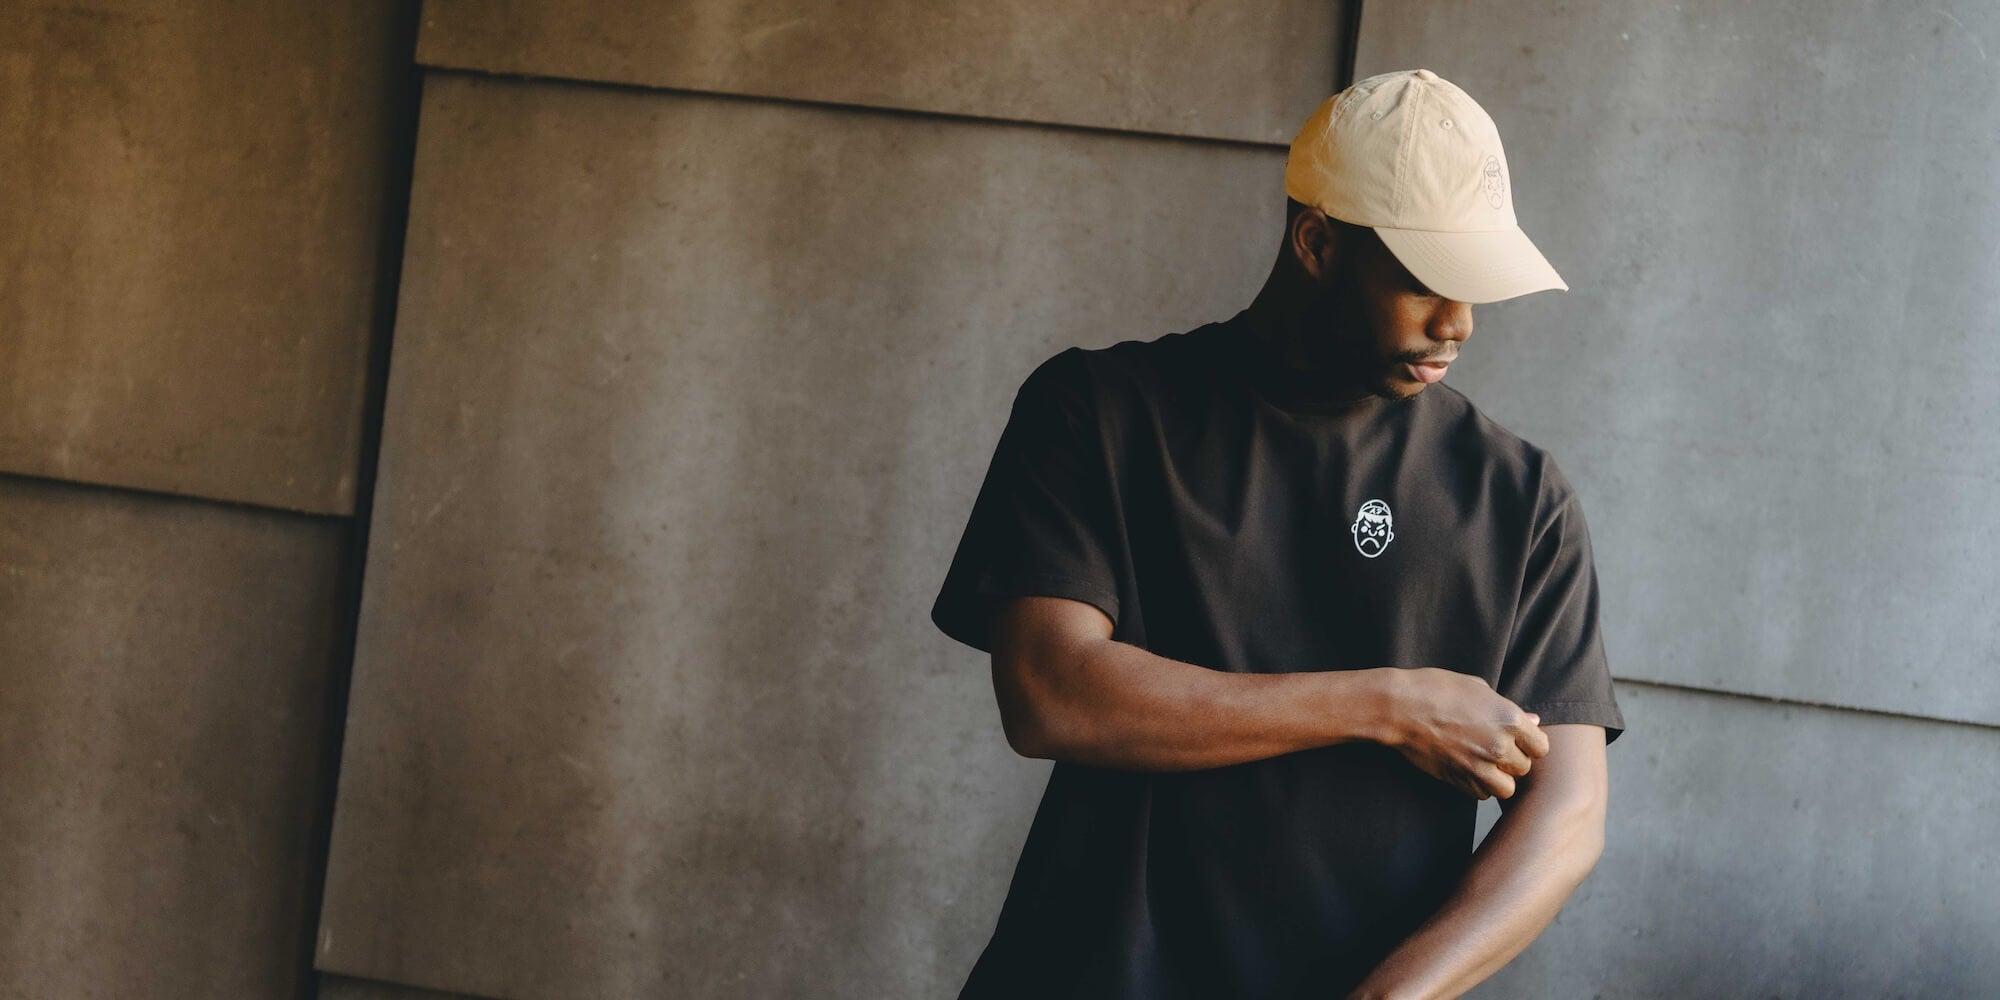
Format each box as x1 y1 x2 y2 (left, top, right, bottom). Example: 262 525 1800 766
0 474 348 999
414 0 1344 144
315 73 1286 1000
1356 1 2000 726
1470 682 2000 998
320 973 487 1000
0 0 414 515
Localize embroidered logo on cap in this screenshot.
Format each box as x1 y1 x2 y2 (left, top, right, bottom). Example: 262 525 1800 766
1482 154 1505 209
1351 499 1395 558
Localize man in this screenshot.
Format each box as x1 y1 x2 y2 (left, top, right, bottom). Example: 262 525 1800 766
931 68 1625 999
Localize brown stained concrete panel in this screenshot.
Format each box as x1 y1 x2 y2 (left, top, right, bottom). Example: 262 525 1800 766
317 73 1285 999
415 0 1345 144
1473 683 2000 997
0 1 414 515
1355 0 2000 725
0 474 348 999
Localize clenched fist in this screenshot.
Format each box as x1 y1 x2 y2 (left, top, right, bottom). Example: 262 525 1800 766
1376 667 1548 800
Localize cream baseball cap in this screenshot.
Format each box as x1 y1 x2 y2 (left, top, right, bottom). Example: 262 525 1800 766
1284 68 1567 304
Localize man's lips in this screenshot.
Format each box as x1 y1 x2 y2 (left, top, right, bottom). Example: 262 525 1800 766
1406 359 1451 384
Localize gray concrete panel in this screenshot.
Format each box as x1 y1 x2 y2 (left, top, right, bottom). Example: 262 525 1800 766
414 0 1344 144
0 1 413 515
1471 682 2000 998
320 973 488 1000
1356 1 2000 725
316 73 1284 999
0 474 347 999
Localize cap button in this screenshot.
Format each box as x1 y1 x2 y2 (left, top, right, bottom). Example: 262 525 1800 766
1414 68 1438 81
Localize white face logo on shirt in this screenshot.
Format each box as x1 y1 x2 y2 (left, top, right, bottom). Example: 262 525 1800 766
1351 499 1395 558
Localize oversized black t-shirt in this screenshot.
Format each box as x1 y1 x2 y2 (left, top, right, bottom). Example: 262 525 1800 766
931 309 1625 999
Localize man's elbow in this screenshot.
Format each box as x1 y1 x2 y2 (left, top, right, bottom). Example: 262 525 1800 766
1569 816 1606 879
986 597 1117 762
1549 793 1607 884
993 666 1082 761
1511 781 1607 883
998 701 1062 760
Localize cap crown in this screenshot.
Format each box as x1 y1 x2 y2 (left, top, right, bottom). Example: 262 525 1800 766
1285 68 1517 233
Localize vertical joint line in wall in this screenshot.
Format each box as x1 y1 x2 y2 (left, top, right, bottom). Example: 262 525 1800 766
1336 0 1366 91
296 1 427 997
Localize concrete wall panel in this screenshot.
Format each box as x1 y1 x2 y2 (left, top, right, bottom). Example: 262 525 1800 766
413 0 1344 144
1470 682 2000 998
320 973 486 1000
1355 1 2000 725
0 1 414 515
0 474 347 999
315 73 1283 999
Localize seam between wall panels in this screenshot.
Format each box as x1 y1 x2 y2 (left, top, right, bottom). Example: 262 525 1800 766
1612 676 2000 732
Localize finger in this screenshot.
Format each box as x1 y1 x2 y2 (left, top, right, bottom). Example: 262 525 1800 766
1494 743 1534 778
1480 767 1517 800
1514 716 1552 758
1482 733 1532 777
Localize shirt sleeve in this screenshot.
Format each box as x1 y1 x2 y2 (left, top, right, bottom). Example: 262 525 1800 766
930 348 1124 653
1495 469 1627 744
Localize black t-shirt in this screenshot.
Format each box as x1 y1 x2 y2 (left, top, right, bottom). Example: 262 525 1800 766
931 309 1626 999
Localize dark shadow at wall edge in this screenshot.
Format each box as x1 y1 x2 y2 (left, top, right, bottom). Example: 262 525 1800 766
299 3 426 998
1337 0 1366 91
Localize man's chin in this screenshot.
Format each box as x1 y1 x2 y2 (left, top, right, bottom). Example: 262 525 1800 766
1378 374 1426 400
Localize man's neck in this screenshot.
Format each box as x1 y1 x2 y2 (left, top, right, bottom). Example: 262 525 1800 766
1241 279 1378 410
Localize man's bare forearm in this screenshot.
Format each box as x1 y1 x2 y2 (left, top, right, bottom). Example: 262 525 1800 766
1345 725 1610 1000
997 633 1401 770
989 596 1549 785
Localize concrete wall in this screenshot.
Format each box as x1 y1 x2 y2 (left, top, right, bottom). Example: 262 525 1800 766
311 5 1347 999
319 974 479 1000
315 2 2000 997
9 2 1994 998
1352 1 2000 994
0 1 412 516
0 477 350 999
0 2 415 998
311 67 1313 999
411 0 1339 143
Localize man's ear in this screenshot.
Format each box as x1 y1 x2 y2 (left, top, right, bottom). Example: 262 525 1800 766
1288 208 1341 283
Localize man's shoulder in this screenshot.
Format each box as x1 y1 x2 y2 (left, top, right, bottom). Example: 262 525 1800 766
1425 382 1580 512
1019 322 1221 412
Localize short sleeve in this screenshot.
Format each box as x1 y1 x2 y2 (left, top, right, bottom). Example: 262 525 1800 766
930 348 1124 653
1496 480 1627 744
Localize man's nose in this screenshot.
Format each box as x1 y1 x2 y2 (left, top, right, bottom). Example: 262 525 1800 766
1435 301 1473 343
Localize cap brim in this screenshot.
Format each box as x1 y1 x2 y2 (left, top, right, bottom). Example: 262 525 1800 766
1373 225 1568 304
